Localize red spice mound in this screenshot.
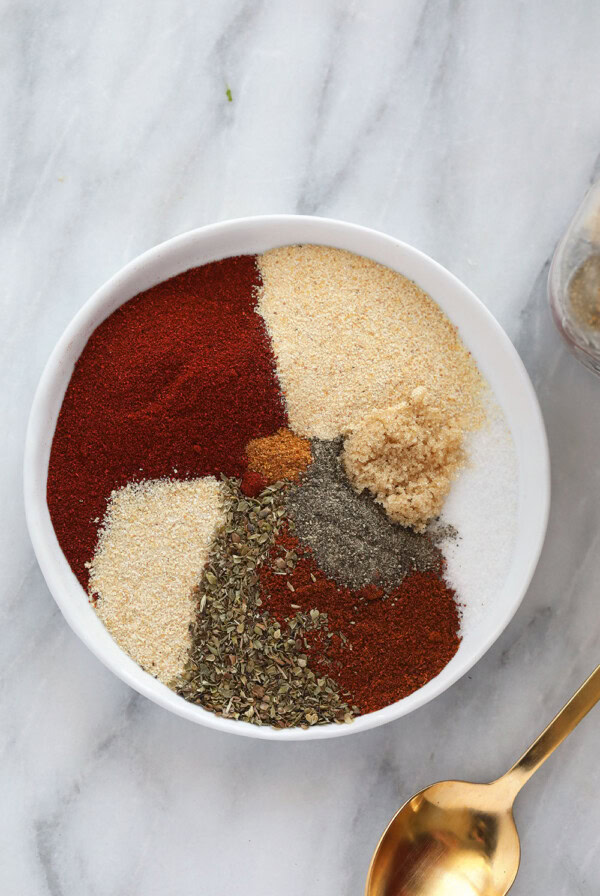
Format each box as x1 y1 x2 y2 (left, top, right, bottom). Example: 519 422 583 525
47 256 287 588
259 530 461 714
240 470 268 497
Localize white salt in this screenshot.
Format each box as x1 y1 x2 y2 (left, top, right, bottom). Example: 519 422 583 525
439 393 518 633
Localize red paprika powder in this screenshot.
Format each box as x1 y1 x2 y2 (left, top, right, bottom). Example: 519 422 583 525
259 530 461 713
47 256 286 588
240 469 269 498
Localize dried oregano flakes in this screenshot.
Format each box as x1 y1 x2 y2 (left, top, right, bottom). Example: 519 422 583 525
176 477 357 728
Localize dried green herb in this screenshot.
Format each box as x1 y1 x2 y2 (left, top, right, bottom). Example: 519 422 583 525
175 477 356 728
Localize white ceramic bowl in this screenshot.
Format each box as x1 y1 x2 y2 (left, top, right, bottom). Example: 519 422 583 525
24 216 550 740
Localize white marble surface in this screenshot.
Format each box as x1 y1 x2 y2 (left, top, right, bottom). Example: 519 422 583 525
3 1 600 893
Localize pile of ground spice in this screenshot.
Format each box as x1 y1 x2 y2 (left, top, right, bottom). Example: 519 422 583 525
47 256 286 589
239 469 269 498
256 245 485 440
569 254 600 330
342 387 464 531
89 477 225 684
285 439 443 590
259 530 461 713
246 427 312 484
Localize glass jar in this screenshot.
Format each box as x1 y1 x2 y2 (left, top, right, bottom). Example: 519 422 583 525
549 179 600 375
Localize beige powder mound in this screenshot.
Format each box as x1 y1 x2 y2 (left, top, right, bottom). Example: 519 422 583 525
342 387 464 531
89 478 225 685
256 245 485 440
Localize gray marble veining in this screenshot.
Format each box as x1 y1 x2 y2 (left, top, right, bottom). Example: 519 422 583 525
2 1 600 893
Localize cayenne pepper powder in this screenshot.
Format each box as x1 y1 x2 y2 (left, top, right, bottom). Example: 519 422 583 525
240 469 268 498
245 427 312 484
47 256 286 588
259 530 461 713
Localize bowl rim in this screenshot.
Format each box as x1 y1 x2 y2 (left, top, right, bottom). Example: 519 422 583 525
24 214 550 741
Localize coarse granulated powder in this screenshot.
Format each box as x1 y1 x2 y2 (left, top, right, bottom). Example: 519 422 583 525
256 245 485 439
90 477 225 684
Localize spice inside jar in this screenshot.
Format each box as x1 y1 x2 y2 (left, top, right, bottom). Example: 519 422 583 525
569 254 600 331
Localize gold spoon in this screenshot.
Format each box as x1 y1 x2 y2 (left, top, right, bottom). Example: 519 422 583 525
366 664 600 896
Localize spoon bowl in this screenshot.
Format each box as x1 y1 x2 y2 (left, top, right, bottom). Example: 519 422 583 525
366 780 520 896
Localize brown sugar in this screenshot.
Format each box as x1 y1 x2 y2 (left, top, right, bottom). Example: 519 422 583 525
342 387 464 532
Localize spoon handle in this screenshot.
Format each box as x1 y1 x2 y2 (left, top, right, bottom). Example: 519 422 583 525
498 663 600 801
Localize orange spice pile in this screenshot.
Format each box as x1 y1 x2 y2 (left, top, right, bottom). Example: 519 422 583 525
246 427 312 484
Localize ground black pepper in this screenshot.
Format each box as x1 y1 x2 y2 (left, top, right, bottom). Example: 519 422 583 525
286 440 443 591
